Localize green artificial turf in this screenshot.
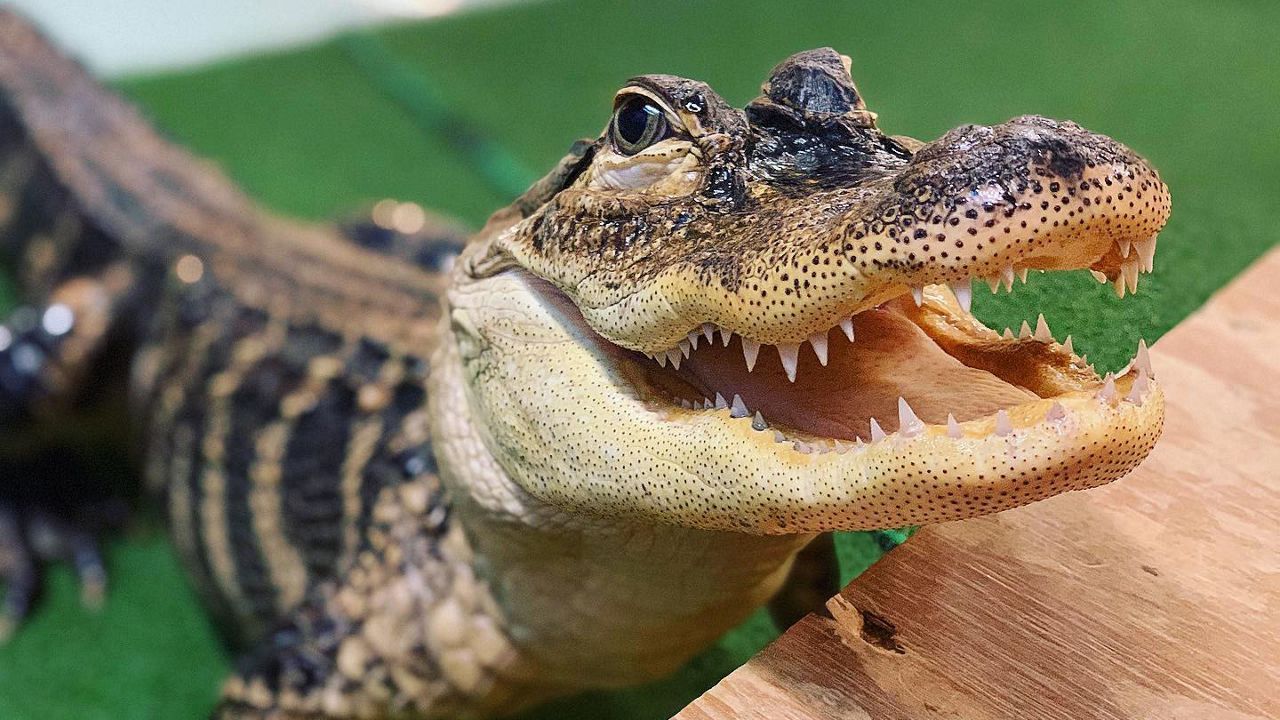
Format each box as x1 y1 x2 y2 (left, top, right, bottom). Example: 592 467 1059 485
1 0 1278 717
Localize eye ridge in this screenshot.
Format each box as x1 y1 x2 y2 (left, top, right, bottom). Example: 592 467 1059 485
611 96 671 155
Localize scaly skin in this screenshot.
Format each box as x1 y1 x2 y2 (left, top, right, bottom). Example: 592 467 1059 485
0 16 1169 719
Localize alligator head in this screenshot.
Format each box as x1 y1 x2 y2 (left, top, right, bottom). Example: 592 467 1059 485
436 48 1169 537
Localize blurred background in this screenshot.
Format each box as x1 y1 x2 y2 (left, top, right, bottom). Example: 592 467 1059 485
0 1 1276 718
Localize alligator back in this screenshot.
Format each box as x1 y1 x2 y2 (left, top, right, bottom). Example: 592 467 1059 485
0 10 464 647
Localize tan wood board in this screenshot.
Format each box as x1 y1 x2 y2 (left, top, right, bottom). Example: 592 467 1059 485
676 247 1280 720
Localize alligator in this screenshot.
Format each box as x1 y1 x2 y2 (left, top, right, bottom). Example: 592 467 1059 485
0 11 1169 719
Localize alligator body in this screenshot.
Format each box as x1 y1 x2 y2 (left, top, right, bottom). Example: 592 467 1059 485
0 13 1169 719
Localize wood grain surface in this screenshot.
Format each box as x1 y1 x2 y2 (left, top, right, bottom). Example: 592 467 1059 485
676 247 1280 720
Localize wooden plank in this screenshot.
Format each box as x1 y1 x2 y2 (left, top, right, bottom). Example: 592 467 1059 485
677 247 1280 720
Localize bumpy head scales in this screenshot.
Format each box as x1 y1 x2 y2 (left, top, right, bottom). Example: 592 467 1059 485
443 48 1170 534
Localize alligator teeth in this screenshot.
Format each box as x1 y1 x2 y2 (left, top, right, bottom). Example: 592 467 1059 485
714 392 728 410
911 286 924 307
808 332 829 366
947 413 962 439
839 316 855 342
777 343 800 382
1135 338 1152 377
1126 368 1150 405
1117 237 1132 258
667 348 683 370
1115 259 1141 298
1135 235 1157 273
719 327 733 347
1003 327 1015 340
653 352 668 368
950 281 973 312
741 338 761 371
1019 320 1033 339
774 430 786 443
1090 269 1109 284
687 332 700 351
702 323 716 344
730 394 749 418
1045 401 1066 422
752 411 767 431
1097 373 1117 402
1017 267 1029 284
678 339 692 359
986 275 1002 293
1001 265 1016 292
995 409 1013 436
1062 335 1074 355
1034 314 1052 342
898 397 924 438
869 418 887 442
679 398 692 409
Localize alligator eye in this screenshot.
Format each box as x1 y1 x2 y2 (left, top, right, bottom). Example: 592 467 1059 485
610 96 670 155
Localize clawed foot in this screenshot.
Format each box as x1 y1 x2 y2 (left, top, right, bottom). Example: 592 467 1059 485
0 489 124 641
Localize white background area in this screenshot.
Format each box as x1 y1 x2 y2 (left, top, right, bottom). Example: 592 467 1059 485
9 0 512 77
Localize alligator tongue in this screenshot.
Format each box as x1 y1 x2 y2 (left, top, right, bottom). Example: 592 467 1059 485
679 305 1035 441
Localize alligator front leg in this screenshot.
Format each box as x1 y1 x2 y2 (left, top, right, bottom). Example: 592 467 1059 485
212 474 536 720
0 268 137 635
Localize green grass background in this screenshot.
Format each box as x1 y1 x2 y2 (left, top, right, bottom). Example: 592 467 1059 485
1 0 1278 717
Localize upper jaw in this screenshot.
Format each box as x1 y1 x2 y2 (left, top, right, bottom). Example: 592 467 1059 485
563 114 1170 355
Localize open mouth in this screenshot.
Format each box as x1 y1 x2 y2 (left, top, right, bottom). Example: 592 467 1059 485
606 234 1158 455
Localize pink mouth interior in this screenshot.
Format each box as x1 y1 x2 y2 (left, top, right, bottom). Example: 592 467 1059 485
664 304 1036 441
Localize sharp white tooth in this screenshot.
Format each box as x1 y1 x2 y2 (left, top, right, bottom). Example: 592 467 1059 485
720 327 733 347
654 352 668 368
1090 269 1109 284
1135 338 1153 377
701 398 712 409
833 440 848 454
869 418 887 442
679 398 692 409
778 343 800 382
687 332 700 350
1126 368 1150 404
1034 314 1052 342
947 413 963 439
1017 267 1029 284
950 281 973 312
898 397 924 438
995 409 1012 436
667 349 682 369
1113 274 1127 299
808 332 829 366
1003 327 1015 340
1019 320 1033 339
839 316 855 342
774 430 786 443
1117 237 1132 258
1063 335 1074 355
795 442 811 454
702 323 716 344
678 340 692 359
730 394 749 418
1045 401 1067 422
1135 235 1157 273
1001 265 1016 292
741 338 761 371
1098 373 1117 402
752 411 767 431
911 286 924 306
986 275 1002 293
714 392 728 410
1122 259 1140 294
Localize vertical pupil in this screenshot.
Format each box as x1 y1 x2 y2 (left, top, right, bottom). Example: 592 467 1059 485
617 101 659 144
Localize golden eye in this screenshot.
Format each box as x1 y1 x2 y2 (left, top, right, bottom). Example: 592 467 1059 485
610 95 671 155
